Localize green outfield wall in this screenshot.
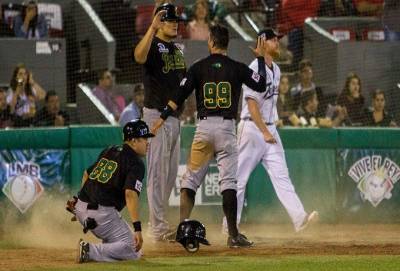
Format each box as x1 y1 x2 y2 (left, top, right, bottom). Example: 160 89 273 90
1 126 400 224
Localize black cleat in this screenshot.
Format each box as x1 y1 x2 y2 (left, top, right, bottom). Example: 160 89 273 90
76 239 90 263
227 233 254 248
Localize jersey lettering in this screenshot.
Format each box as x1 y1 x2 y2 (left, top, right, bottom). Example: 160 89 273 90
161 50 185 73
89 158 118 183
203 82 232 109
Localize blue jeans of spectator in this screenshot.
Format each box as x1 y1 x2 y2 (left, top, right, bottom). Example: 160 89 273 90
385 28 400 41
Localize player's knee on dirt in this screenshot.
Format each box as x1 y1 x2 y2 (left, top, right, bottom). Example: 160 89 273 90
188 141 214 170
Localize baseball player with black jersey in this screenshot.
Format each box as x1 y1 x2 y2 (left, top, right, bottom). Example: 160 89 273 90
134 3 185 241
223 29 318 233
152 24 267 248
72 120 154 263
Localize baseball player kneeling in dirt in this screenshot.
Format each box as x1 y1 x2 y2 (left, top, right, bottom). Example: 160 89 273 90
66 120 154 263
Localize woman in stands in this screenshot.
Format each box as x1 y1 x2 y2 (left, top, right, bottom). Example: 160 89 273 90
7 63 46 127
14 0 48 39
187 0 210 41
277 74 300 126
336 72 365 126
363 89 397 127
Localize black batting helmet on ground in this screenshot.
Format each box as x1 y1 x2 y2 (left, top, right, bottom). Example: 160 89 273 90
176 219 210 253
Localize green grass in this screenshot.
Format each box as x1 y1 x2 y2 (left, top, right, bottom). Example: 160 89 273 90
23 255 400 271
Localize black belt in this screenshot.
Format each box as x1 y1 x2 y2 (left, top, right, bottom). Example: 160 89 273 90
242 117 274 126
198 116 235 120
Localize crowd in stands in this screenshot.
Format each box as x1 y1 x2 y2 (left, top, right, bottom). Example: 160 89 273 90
0 0 398 129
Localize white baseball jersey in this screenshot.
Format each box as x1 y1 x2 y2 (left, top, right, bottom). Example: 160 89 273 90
240 59 281 123
222 58 310 232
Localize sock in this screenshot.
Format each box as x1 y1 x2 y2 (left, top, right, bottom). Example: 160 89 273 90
180 188 196 221
222 189 238 238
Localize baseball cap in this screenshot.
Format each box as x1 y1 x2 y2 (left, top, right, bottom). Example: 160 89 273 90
258 28 284 40
123 119 155 141
155 3 182 22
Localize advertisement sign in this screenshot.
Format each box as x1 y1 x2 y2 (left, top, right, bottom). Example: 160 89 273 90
0 150 69 213
337 149 400 222
169 163 222 206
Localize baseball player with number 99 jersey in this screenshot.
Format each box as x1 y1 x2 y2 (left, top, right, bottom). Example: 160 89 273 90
153 24 268 248
224 29 318 233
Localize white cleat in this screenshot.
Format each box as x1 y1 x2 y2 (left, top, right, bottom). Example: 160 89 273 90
296 211 319 232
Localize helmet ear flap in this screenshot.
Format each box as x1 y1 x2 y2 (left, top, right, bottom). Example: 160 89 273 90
184 238 199 253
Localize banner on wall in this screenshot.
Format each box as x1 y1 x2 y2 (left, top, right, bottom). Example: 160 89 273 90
337 149 400 221
169 163 222 206
0 150 69 213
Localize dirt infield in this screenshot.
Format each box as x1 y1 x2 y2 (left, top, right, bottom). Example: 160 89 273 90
1 224 400 271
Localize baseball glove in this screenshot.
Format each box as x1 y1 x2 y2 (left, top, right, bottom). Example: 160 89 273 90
66 196 78 221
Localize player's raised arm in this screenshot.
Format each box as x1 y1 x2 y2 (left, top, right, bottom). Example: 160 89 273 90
241 36 267 93
134 9 166 64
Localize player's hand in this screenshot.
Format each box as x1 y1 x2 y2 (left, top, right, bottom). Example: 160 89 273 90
151 118 164 135
263 131 277 144
133 231 143 252
151 10 167 32
250 36 266 58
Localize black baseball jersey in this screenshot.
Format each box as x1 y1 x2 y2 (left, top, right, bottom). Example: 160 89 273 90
78 144 145 211
173 54 267 119
142 37 186 117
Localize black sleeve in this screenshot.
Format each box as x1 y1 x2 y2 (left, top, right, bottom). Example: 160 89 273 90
124 163 145 196
174 65 196 107
160 65 196 120
241 57 267 93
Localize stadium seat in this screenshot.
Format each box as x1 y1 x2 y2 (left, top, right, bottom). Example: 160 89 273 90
362 29 385 41
330 28 356 41
135 4 154 37
38 3 63 37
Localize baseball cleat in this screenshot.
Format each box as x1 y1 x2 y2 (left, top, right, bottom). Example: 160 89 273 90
227 233 254 248
76 239 90 263
296 211 319 232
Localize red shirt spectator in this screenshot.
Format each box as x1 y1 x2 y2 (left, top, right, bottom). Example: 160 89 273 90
278 0 320 33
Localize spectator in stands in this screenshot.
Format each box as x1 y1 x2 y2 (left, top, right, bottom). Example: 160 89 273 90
278 0 320 68
34 90 69 127
7 63 46 127
291 59 325 114
187 0 210 41
92 69 123 121
297 90 346 128
277 74 300 126
0 5 14 37
353 0 383 16
382 0 400 41
13 0 48 39
0 88 13 128
119 84 145 126
183 0 227 23
337 72 365 126
363 89 397 127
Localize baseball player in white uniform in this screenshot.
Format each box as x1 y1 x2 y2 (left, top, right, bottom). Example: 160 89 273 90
224 29 318 233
